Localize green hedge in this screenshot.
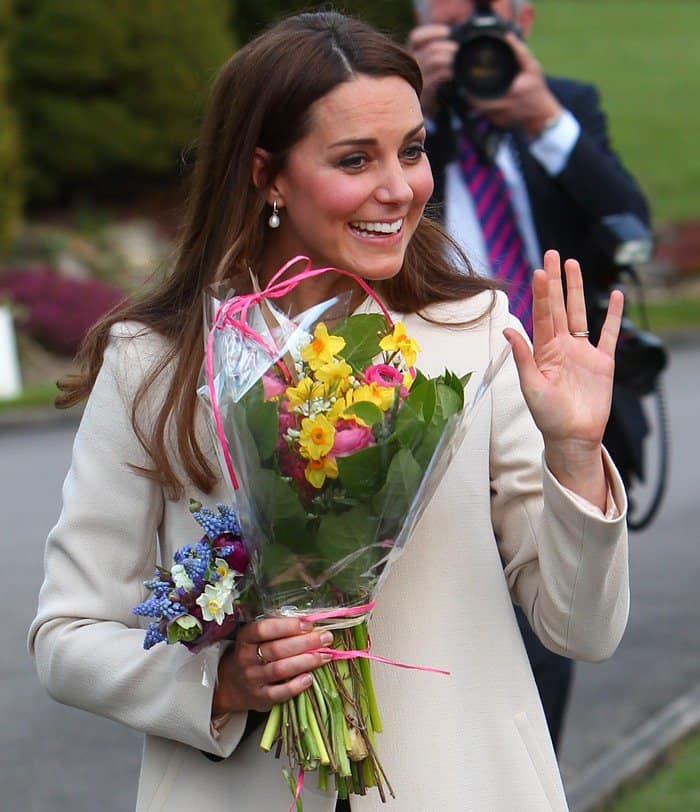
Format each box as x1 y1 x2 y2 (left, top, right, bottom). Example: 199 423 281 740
10 0 235 201
0 0 22 246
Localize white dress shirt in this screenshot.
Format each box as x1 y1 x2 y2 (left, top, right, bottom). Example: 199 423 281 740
438 111 581 276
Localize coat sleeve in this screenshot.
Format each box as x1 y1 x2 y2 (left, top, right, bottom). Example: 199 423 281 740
552 81 650 225
27 322 248 756
487 298 630 662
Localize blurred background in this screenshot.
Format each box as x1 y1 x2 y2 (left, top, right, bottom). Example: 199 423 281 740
1 2 699 810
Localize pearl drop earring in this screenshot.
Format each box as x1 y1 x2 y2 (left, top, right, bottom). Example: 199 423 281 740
268 200 280 229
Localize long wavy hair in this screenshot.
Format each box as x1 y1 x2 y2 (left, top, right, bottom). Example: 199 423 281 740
58 11 498 499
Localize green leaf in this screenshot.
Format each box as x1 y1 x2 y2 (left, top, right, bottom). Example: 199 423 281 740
246 399 279 461
343 401 384 427
330 313 389 371
337 444 389 499
315 506 382 591
413 382 463 468
372 448 423 531
252 468 314 552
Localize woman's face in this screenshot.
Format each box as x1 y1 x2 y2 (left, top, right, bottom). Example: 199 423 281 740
266 74 433 282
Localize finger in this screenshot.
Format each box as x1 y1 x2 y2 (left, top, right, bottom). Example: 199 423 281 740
504 33 539 73
531 267 554 347
261 672 315 708
563 258 587 333
252 628 333 666
503 328 540 394
544 250 568 335
597 289 624 358
237 617 312 645
261 649 333 685
407 23 451 50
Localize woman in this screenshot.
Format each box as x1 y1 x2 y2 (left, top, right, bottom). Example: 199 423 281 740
29 12 628 812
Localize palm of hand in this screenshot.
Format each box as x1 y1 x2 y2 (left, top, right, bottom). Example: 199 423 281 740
505 251 623 453
527 331 615 447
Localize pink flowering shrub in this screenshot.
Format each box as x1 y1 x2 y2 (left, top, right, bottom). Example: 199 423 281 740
0 267 127 356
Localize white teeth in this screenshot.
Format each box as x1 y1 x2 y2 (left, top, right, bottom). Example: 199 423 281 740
351 219 403 234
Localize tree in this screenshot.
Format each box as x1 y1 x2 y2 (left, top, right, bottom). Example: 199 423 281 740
10 0 235 202
0 0 22 246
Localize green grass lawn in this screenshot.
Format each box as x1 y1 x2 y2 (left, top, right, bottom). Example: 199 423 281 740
530 1 700 225
0 380 58 412
607 729 700 811
627 295 700 332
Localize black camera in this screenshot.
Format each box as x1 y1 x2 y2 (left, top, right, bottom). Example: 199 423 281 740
451 1 522 100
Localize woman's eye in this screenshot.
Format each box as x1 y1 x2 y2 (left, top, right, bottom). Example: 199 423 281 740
338 153 368 170
402 144 426 162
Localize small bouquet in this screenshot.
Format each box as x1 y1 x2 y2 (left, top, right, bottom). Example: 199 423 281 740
193 256 507 808
133 503 250 652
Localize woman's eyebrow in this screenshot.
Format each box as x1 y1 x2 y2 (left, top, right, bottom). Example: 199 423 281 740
328 122 426 149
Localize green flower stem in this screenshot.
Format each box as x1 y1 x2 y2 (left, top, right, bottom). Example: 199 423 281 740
303 690 330 765
311 672 328 725
282 768 304 812
309 675 337 771
317 664 352 778
260 703 282 751
317 763 329 793
352 622 382 733
288 695 304 764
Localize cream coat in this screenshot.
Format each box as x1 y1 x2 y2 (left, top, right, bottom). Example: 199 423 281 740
29 291 629 811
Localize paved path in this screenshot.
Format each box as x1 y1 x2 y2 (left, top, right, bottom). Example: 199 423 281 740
2 340 698 811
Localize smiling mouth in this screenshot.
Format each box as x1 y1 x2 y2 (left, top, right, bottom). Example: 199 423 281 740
349 218 404 237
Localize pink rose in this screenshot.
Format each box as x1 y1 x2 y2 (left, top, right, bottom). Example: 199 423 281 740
263 372 287 400
331 419 374 457
364 363 408 399
364 364 403 387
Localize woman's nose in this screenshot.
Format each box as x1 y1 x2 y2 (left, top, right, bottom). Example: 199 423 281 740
375 161 414 206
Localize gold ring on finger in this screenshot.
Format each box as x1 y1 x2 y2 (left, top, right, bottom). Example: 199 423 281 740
256 645 267 665
570 330 590 338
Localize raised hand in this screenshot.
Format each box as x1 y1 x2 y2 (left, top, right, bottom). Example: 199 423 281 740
503 250 623 509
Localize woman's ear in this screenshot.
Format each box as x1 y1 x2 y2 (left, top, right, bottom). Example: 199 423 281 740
252 148 284 207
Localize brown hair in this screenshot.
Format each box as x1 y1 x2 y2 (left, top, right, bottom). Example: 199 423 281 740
58 11 497 499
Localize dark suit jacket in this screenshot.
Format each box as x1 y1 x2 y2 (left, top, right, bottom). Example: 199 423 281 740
426 76 650 290
426 75 652 485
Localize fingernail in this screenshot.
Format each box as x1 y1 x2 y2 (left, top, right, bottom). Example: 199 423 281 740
320 631 334 645
301 673 313 687
300 621 313 632
320 652 333 662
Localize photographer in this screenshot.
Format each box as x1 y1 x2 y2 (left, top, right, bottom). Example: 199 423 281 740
408 0 651 751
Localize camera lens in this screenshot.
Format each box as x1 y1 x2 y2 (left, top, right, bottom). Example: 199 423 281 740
453 34 519 100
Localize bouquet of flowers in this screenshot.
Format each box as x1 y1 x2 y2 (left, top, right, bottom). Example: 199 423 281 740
133 502 250 652
192 256 509 808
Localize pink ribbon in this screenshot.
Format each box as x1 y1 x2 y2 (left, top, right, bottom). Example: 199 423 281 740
287 767 304 812
302 600 451 676
205 256 395 490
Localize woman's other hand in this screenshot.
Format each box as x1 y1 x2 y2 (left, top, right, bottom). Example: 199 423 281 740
503 249 623 510
212 618 333 715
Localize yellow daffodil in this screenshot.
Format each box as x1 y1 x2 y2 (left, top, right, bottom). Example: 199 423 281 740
327 392 354 424
304 455 339 489
285 376 326 409
379 321 420 367
352 382 395 412
314 358 353 393
403 371 415 391
298 414 336 460
301 323 346 370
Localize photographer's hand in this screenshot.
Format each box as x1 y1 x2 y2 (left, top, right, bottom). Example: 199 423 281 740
407 24 457 120
472 34 562 136
504 250 624 511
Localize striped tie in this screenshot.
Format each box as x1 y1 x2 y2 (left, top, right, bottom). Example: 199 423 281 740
458 121 533 336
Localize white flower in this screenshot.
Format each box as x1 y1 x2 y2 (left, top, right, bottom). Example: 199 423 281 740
213 558 236 589
196 583 236 625
171 563 195 591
